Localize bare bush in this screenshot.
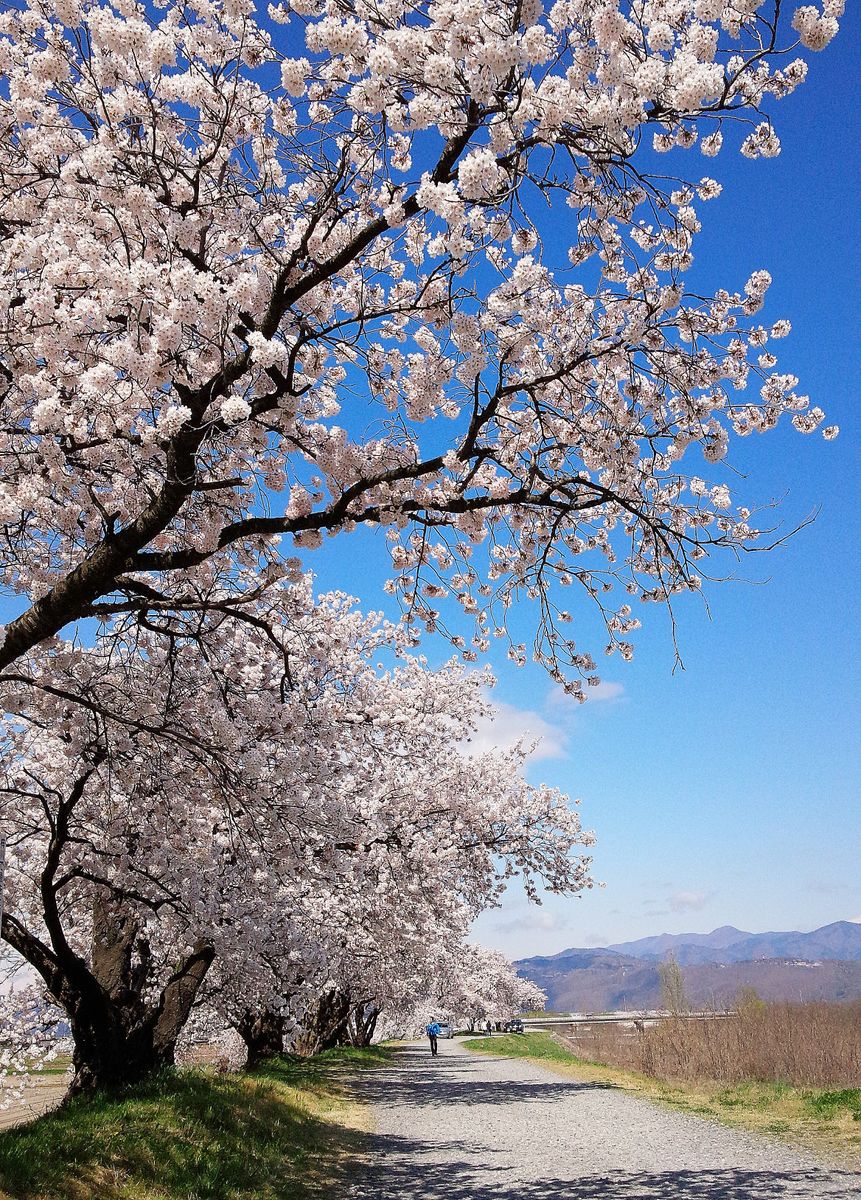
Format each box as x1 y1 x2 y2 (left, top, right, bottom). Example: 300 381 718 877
567 1000 861 1088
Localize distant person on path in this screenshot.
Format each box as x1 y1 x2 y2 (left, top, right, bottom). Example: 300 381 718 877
426 1020 441 1056
485 1019 492 1035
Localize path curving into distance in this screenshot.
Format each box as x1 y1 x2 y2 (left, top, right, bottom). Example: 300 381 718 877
347 1039 861 1199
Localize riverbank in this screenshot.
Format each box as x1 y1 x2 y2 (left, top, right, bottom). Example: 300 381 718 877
0 1047 389 1200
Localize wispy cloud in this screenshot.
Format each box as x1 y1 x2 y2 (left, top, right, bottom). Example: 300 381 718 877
668 890 711 913
807 879 854 896
467 681 625 764
548 681 626 708
466 699 567 762
491 908 566 936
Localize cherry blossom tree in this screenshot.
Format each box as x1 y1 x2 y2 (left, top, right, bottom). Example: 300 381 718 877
0 0 845 1098
381 942 547 1035
287 899 478 1053
0 583 592 1091
449 944 548 1025
0 0 842 693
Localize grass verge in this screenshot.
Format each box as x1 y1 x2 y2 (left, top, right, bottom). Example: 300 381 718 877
463 1032 861 1166
0 1046 390 1200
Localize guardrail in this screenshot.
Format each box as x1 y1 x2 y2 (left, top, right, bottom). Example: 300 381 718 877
523 1011 733 1027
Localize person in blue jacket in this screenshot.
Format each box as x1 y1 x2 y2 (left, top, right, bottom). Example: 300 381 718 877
425 1020 441 1056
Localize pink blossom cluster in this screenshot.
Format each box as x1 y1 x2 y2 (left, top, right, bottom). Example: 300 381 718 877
382 944 548 1036
0 583 591 1083
0 983 67 1110
0 0 841 692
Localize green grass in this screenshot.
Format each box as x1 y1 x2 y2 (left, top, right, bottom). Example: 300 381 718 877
463 1030 861 1164
462 1032 585 1064
0 1047 390 1200
5 1056 72 1080
806 1089 861 1121
716 1081 791 1110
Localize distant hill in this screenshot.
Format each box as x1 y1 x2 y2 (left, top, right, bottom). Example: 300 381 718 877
515 922 861 1011
607 926 750 961
516 948 664 1011
606 921 861 966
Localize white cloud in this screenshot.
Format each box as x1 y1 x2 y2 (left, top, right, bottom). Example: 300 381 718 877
492 908 563 936
465 699 567 762
849 915 861 924
465 682 624 766
587 680 626 703
548 680 625 708
668 890 711 913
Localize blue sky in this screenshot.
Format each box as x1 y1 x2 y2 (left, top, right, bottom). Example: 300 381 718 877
308 17 861 957
2 7 858 961
474 11 861 956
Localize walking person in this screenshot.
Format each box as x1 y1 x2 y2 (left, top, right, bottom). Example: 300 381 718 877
426 1019 441 1056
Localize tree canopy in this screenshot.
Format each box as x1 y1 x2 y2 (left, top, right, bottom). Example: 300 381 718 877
0 0 843 1095
0 0 840 684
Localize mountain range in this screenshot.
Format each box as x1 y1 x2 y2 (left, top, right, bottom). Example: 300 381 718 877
605 921 861 965
515 921 861 1011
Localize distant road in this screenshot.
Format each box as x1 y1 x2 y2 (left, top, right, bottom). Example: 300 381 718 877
523 1011 731 1028
0 1075 67 1130
347 1039 861 1199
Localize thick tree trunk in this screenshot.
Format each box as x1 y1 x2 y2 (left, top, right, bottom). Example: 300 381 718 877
2 901 213 1096
293 988 352 1056
68 937 214 1095
348 1000 380 1047
68 1014 168 1096
237 1009 286 1069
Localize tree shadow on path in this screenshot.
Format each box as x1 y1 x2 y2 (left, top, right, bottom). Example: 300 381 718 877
346 1047 861 1199
349 1134 861 1200
350 1047 615 1110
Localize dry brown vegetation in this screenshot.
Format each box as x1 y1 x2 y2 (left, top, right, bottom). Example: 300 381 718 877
566 999 861 1088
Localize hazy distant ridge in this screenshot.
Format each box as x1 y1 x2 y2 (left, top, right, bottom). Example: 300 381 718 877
515 922 861 1011
606 920 861 966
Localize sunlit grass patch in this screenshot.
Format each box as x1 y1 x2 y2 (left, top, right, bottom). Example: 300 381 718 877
0 1047 389 1200
806 1089 861 1121
462 1032 581 1063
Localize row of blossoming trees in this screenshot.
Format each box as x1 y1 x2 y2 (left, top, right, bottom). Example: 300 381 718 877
0 0 841 1097
2 585 559 1094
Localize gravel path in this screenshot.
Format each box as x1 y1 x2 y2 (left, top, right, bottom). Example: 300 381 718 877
347 1039 861 1199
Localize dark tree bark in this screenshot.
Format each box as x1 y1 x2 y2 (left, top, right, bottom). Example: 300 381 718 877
2 900 214 1096
236 1008 286 1069
348 1000 381 1047
292 988 352 1057
0 755 215 1095
70 918 214 1096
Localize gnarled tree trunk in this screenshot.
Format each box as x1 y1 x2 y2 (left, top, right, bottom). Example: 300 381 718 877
235 1008 286 1069
3 898 214 1096
348 1000 381 1047
292 987 352 1057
